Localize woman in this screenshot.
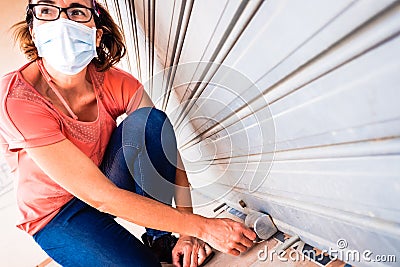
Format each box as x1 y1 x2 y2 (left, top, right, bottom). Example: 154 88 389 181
0 0 256 266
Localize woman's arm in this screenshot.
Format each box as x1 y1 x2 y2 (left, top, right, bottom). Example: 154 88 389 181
27 139 256 255
26 139 200 236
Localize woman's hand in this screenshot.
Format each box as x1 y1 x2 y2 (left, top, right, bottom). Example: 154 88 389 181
198 218 256 256
172 236 213 267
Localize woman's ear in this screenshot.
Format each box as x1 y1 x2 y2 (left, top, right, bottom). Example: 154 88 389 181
96 29 103 47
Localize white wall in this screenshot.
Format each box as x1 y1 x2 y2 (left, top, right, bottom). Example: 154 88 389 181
0 0 28 75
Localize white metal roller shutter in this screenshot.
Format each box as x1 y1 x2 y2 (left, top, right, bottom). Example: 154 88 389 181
100 0 400 265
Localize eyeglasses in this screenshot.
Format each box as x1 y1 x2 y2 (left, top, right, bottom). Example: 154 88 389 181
28 4 98 23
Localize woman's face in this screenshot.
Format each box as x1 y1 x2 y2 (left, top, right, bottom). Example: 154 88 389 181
30 0 102 46
30 0 96 27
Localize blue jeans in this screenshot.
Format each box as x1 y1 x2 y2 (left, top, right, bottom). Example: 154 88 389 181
33 107 177 267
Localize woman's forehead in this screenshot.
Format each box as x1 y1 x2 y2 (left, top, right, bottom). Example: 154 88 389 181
31 0 93 7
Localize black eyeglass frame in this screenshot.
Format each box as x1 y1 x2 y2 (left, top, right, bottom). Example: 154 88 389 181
27 3 99 23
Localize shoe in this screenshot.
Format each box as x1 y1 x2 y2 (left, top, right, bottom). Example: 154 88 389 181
141 233 178 263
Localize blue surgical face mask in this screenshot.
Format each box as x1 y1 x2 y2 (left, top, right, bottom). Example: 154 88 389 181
33 18 98 75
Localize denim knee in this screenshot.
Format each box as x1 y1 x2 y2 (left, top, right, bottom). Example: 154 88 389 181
123 107 169 129
122 107 176 151
122 107 177 183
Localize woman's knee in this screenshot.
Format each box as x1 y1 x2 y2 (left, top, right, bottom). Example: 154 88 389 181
122 107 176 147
125 107 168 125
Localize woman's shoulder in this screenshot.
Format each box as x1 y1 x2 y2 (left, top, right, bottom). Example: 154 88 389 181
0 66 22 91
1 61 38 91
99 66 142 98
0 62 43 143
1 69 20 101
94 66 143 116
1 61 36 78
1 61 44 104
103 66 140 84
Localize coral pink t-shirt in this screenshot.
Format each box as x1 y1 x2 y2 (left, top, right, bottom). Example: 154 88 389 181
0 61 143 235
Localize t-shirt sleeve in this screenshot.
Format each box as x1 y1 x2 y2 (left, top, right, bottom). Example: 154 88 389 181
102 67 144 117
3 98 65 151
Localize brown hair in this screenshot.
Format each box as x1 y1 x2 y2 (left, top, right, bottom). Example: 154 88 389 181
12 1 126 72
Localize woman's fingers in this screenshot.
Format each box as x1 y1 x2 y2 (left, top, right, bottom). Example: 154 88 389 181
204 243 213 256
197 246 207 266
233 242 248 253
190 245 199 267
240 231 256 248
202 218 257 256
242 226 257 242
173 236 214 267
172 250 181 267
182 245 192 267
228 248 241 256
230 221 256 249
